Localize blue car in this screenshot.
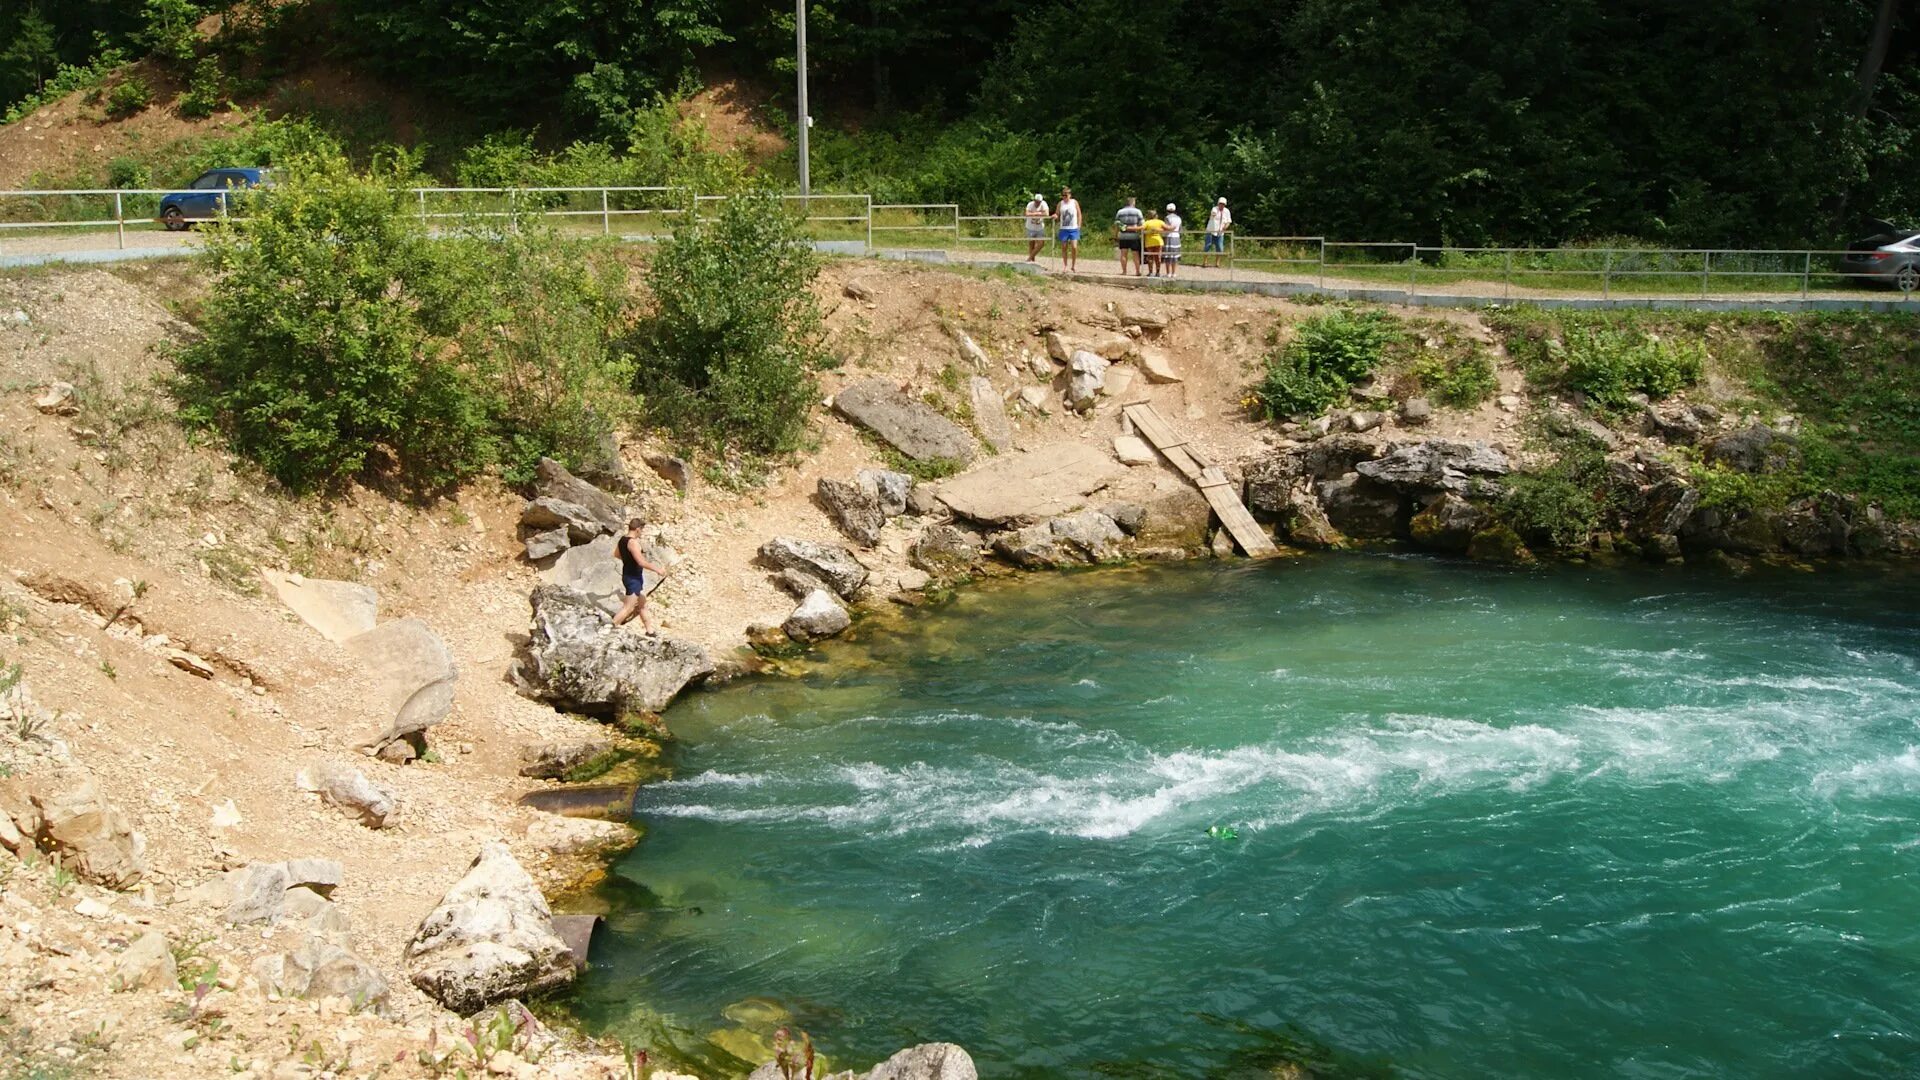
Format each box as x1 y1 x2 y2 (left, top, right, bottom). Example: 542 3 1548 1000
157 168 273 230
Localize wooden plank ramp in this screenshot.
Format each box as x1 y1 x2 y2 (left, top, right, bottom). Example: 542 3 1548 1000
1122 402 1278 557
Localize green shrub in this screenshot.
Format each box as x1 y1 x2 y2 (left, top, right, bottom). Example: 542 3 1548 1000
1554 327 1705 410
107 157 152 189
177 57 224 118
1499 437 1611 550
1256 308 1401 418
105 77 153 119
1410 349 1498 408
1689 461 1799 513
635 189 826 456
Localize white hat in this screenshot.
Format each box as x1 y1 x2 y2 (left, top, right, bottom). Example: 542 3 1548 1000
1033 193 1044 201
1166 203 1177 211
1217 197 1228 205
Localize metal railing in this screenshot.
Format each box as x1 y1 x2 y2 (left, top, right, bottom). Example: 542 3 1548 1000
2 186 1913 302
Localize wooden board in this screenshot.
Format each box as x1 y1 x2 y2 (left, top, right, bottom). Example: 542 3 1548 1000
1122 403 1279 557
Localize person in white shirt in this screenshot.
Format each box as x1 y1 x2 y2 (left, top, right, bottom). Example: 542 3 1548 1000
1023 193 1050 262
1162 203 1183 277
1055 186 1083 272
1203 197 1232 268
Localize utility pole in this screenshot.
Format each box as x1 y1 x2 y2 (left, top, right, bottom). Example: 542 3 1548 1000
796 0 811 197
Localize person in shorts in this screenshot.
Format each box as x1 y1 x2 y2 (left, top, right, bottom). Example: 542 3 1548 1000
1162 203 1183 277
1114 197 1144 276
1023 192 1050 262
1140 206 1167 276
1055 187 1083 272
612 518 667 634
1203 197 1232 267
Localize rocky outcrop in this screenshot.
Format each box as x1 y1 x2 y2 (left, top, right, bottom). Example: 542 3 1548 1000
1354 440 1511 495
992 510 1126 567
533 457 628 535
644 453 693 494
1315 475 1405 539
296 762 397 828
819 478 887 546
1705 423 1798 474
518 740 612 780
516 586 713 716
405 841 575 1014
784 589 852 641
933 444 1125 526
833 380 977 465
1410 493 1484 552
910 524 984 576
3 776 147 888
758 537 870 599
344 618 458 754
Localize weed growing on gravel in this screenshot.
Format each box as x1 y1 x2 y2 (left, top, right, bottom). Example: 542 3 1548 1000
172 935 220 992
198 547 260 597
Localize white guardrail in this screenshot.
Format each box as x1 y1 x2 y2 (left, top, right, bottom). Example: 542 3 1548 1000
1 186 1914 302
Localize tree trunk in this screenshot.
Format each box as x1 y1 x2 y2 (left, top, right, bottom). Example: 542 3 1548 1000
1856 0 1901 117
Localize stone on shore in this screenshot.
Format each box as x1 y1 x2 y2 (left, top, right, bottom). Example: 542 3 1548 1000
1353 439 1511 495
1065 351 1108 411
114 931 177 991
968 376 1013 452
405 841 575 1014
819 477 887 546
522 527 572 562
784 589 852 641
532 457 628 536
518 740 613 780
758 537 869 599
931 444 1126 526
262 571 378 644
833 379 977 465
858 468 914 517
992 510 1126 567
909 523 984 576
343 618 459 753
516 586 713 716
296 762 397 828
867 1043 979 1080
542 535 622 615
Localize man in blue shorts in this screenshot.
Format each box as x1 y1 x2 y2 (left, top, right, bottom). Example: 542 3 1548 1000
612 518 667 633
1055 187 1083 272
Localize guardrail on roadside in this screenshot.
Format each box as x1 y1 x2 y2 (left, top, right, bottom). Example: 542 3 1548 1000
1 186 1913 301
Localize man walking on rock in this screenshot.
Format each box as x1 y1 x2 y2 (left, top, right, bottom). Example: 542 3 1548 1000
613 518 666 634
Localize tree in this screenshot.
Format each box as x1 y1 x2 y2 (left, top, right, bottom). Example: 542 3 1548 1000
0 9 59 96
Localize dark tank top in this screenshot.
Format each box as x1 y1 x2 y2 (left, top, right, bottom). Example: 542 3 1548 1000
617 535 643 574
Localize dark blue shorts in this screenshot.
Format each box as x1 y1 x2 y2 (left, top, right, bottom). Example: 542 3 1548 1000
1204 233 1226 252
622 570 647 597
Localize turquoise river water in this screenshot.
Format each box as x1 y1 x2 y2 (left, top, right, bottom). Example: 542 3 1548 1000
574 554 1920 1078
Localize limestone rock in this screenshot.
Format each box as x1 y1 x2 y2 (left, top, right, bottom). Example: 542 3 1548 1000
819 478 886 546
114 931 176 991
1353 440 1511 495
1279 488 1344 549
774 567 831 599
1348 410 1387 433
405 841 575 1014
1644 404 1705 445
517 586 713 716
757 538 869 599
1090 333 1136 361
909 524 984 576
1104 365 1137 398
1468 524 1534 563
896 567 932 592
34 381 78 416
27 778 145 888
519 498 610 544
1018 386 1050 413
522 527 571 562
1137 348 1181 384
1117 304 1170 331
833 380 977 465
222 862 294 924
263 572 378 644
1705 423 1798 474
784 590 852 641
344 618 458 752
1134 487 1213 550
968 376 1013 452
868 1043 978 1080
843 280 874 301
1065 351 1108 411
1043 330 1072 363
1545 406 1621 449
644 453 693 494
1316 475 1405 539
992 510 1125 567
518 741 612 781
953 331 991 369
858 468 914 516
256 935 390 1010
533 458 628 536
1112 435 1157 466
542 535 623 616
1399 397 1433 426
1409 493 1485 552
933 444 1125 526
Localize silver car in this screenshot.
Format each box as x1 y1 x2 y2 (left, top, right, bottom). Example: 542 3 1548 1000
1841 221 1920 291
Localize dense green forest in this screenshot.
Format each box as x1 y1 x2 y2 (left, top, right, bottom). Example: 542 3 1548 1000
2 0 1916 246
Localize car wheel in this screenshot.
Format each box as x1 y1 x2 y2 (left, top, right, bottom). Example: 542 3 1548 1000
1897 264 1920 293
161 206 188 232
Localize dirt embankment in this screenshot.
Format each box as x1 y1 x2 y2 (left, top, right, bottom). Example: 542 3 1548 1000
0 256 1537 1079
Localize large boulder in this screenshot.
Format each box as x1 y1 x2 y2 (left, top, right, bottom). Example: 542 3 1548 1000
1065 351 1108 411
1705 423 1799 474
1271 485 1344 549
968 376 1013 452
858 469 914 517
544 535 620 615
758 538 869 599
867 1044 979 1080
11 777 147 889
1354 440 1511 495
343 618 458 753
1409 493 1485 552
932 444 1126 526
532 457 628 536
1245 437 1386 514
833 380 977 465
516 586 713 716
819 478 887 546
296 762 397 828
1316 475 1406 539
262 571 378 644
1131 486 1213 550
909 524 984 576
992 510 1126 567
784 590 852 641
519 497 613 544
405 841 574 1014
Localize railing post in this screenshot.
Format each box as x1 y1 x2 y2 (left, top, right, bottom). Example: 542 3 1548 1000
602 188 610 235
1316 238 1325 290
1408 245 1419 301
418 189 427 226
1603 250 1612 301
1504 249 1512 299
1701 251 1711 300
115 192 124 250
1802 252 1811 300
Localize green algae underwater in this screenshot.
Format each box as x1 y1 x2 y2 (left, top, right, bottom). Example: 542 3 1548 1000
569 553 1920 1079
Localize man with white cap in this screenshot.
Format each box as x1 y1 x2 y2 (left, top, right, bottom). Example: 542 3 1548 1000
1023 191 1050 262
1203 197 1232 268
1163 203 1183 277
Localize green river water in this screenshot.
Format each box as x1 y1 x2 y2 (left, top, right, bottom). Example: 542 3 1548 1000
573 554 1920 1078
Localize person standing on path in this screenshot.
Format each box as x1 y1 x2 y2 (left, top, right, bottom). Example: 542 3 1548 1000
1203 197 1231 268
1115 196 1145 276
1055 187 1083 272
1140 206 1167 277
1162 203 1183 277
1023 192 1050 262
612 518 666 634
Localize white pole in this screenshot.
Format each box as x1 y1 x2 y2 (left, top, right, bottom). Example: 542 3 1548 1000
796 0 811 198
